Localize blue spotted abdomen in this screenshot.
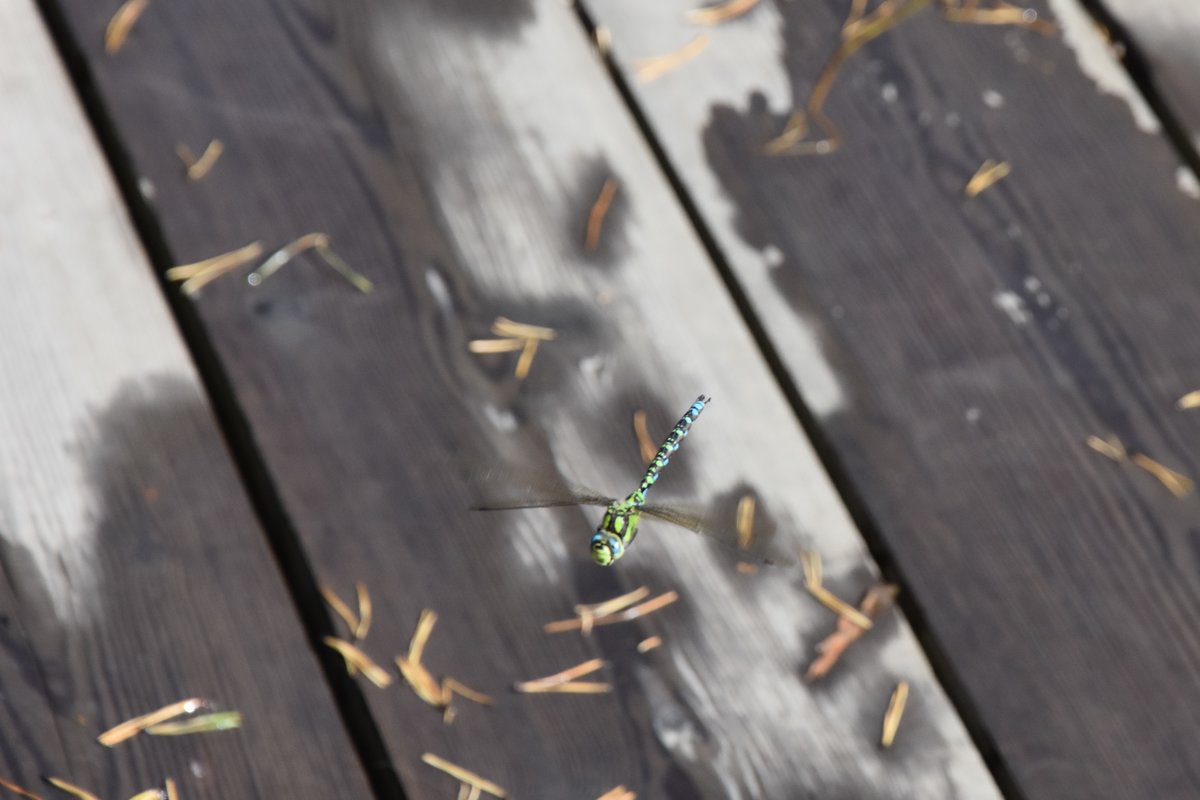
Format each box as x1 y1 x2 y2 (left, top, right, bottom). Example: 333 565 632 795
637 395 711 497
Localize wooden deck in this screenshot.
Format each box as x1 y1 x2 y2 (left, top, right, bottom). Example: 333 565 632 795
5 0 1200 798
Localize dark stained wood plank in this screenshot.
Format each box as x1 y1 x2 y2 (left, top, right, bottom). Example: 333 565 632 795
0 3 371 798
579 0 1200 798
41 0 1004 796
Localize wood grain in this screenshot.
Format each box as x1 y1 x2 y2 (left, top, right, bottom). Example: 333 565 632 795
40 0 1002 796
581 0 1200 797
0 2 370 797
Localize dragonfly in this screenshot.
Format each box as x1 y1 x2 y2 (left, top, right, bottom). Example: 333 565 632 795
473 396 785 566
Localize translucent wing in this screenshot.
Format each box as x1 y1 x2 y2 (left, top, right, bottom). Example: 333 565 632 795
466 465 614 512
639 502 795 566
637 504 710 534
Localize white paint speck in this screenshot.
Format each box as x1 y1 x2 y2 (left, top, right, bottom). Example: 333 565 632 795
1045 0 1161 134
190 761 206 779
1176 166 1200 199
1036 292 1052 308
578 353 608 386
1005 31 1032 64
965 407 982 424
425 266 452 311
1023 276 1042 292
482 402 518 432
762 245 785 268
982 89 1005 109
993 290 1031 325
881 82 899 103
137 177 155 200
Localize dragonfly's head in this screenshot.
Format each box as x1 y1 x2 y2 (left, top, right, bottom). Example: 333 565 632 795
590 531 624 566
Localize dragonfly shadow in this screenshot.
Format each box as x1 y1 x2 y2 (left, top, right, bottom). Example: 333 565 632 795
693 483 796 569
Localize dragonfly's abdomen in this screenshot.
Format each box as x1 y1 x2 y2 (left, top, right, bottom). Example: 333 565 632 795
637 395 710 496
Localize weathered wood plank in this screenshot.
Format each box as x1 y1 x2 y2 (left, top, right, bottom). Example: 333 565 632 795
42 0 1001 796
579 0 1200 798
0 3 370 797
1098 0 1200 157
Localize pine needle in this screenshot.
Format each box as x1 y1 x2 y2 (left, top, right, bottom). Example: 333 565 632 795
166 242 264 296
514 340 540 380
247 233 373 293
766 0 930 155
396 656 446 708
145 711 242 735
354 582 372 640
544 591 678 633
736 494 756 551
632 412 656 464
409 609 438 664
321 586 360 638
633 36 711 84
471 318 556 379
444 678 494 706
421 754 507 799
42 779 98 800
176 140 224 181
1086 435 1126 461
637 636 663 653
801 551 873 630
1176 390 1200 410
941 0 1056 34
585 178 619 251
687 0 760 24
323 637 392 687
0 776 44 800
468 339 527 354
597 786 637 800
105 0 148 54
881 680 910 747
515 681 611 694
490 318 557 341
807 584 898 679
98 698 206 746
1132 453 1194 498
577 587 652 619
515 658 608 693
965 160 1011 197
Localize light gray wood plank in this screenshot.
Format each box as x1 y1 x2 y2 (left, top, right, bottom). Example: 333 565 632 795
1100 0 1200 157
0 3 370 797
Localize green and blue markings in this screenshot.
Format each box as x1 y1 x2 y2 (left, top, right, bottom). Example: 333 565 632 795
589 395 710 566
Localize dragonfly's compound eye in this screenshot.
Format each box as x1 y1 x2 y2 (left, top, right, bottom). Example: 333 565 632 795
590 532 623 566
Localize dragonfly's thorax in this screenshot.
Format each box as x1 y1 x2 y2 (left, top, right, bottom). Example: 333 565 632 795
600 499 642 546
590 499 641 565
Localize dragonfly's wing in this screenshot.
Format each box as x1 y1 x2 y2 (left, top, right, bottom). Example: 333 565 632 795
466 465 613 512
639 503 795 566
638 504 709 534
